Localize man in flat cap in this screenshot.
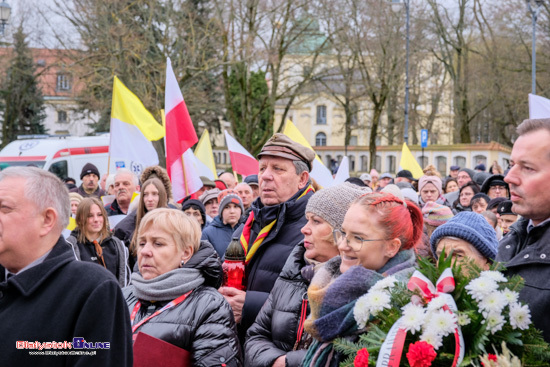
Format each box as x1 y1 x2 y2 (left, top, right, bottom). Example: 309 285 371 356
219 133 315 346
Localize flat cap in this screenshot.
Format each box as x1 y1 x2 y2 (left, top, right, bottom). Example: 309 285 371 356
200 176 216 188
257 133 315 171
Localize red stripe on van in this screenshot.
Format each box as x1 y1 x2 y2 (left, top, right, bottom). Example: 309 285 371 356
0 156 47 162
53 146 109 159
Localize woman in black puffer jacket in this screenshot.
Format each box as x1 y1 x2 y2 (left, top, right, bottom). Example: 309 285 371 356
124 208 242 366
244 183 370 367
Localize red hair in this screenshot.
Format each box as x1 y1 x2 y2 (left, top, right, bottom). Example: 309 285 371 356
353 192 424 250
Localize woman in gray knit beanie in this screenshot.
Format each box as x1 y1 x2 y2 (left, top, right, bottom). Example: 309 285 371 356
244 182 370 367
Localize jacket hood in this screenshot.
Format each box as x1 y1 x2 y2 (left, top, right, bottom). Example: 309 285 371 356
183 240 223 288
140 165 173 200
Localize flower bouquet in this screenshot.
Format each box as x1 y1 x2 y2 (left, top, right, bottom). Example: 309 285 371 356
333 250 550 366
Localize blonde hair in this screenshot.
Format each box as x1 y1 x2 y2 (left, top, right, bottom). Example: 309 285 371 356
137 208 201 254
75 197 110 243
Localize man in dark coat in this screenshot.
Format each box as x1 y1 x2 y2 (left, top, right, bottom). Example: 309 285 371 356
219 133 315 345
497 118 550 343
105 168 140 216
0 167 132 366
70 163 105 198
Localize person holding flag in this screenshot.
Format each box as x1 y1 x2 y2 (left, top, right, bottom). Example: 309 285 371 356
219 133 315 345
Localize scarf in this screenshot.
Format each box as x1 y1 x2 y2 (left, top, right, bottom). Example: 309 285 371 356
240 184 314 264
131 267 204 302
301 250 417 367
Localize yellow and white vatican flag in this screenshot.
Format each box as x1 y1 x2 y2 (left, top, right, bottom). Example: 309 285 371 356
109 76 165 174
283 119 334 188
194 130 218 180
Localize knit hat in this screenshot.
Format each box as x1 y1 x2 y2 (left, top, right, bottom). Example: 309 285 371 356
401 188 419 204
458 168 475 181
497 200 515 216
345 177 369 188
80 163 100 180
218 189 244 215
422 202 453 227
69 192 83 204
471 193 490 204
473 172 491 187
370 169 379 179
181 199 206 228
359 173 372 182
381 184 405 202
305 182 371 229
475 163 486 172
418 175 443 195
430 211 498 260
199 188 220 205
450 165 460 171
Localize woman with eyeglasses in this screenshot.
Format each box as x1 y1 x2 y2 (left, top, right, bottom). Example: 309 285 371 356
301 192 423 367
245 183 370 367
453 181 480 214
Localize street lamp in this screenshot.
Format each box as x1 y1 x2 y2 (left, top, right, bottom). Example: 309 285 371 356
391 0 410 145
0 0 11 37
526 0 543 95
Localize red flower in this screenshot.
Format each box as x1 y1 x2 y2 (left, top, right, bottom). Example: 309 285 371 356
406 341 437 367
354 348 369 367
488 354 498 362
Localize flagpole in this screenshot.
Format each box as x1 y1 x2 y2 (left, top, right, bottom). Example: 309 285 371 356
182 155 189 197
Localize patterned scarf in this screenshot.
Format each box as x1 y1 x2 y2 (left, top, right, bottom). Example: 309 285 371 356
240 184 314 264
301 250 417 367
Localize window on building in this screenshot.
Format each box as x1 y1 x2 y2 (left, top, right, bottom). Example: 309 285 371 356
473 155 487 168
57 110 67 123
316 132 327 146
57 73 72 91
316 105 327 125
349 136 358 146
350 103 358 126
223 153 227 164
417 156 429 168
360 155 368 171
436 156 447 176
454 156 466 169
349 155 356 171
387 155 396 173
375 155 381 172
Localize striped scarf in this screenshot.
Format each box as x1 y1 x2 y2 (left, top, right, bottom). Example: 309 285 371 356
240 185 314 264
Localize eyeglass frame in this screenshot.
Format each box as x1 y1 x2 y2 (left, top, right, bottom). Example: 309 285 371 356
332 228 388 252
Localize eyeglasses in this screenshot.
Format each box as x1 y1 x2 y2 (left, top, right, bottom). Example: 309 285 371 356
489 185 506 192
332 228 387 252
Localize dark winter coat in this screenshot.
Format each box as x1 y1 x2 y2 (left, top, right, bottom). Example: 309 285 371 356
123 241 243 366
113 210 137 247
201 215 238 258
244 243 310 367
233 186 313 342
105 199 126 216
0 237 133 367
67 228 130 287
497 217 550 342
70 185 106 198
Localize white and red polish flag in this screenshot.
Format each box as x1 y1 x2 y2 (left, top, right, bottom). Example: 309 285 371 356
164 58 201 201
224 130 259 177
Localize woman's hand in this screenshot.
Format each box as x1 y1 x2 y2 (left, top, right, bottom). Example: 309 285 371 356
219 286 246 323
272 355 286 367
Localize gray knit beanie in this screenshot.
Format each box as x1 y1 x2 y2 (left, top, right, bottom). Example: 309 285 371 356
305 182 371 229
430 211 498 260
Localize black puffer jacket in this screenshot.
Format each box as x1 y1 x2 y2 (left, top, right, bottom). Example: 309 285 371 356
124 241 243 366
244 243 310 367
113 210 137 246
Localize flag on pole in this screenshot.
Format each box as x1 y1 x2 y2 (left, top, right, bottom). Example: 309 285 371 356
164 58 199 199
224 131 259 177
165 57 198 172
529 93 550 118
283 119 334 188
194 130 218 180
109 76 164 172
399 143 423 179
170 149 204 202
333 156 350 184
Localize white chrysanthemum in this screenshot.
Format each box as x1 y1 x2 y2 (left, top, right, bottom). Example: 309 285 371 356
502 289 519 304
465 277 499 301
509 303 532 330
353 295 371 329
426 296 447 312
427 309 458 336
478 291 508 313
484 312 505 334
457 313 471 326
400 304 426 334
480 270 508 283
420 329 443 350
371 276 398 291
364 290 392 315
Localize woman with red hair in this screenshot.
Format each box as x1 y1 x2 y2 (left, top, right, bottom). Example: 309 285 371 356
302 192 424 366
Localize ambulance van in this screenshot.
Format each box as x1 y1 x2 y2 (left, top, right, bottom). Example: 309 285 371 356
0 135 111 185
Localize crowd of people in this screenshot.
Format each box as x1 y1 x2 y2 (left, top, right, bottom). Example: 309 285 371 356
1 118 550 366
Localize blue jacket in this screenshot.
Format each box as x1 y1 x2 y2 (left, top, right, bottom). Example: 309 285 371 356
201 216 238 258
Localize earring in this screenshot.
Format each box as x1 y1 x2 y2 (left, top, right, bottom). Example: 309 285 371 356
180 260 185 267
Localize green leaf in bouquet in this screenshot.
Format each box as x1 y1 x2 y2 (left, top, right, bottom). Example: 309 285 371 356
503 331 524 346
